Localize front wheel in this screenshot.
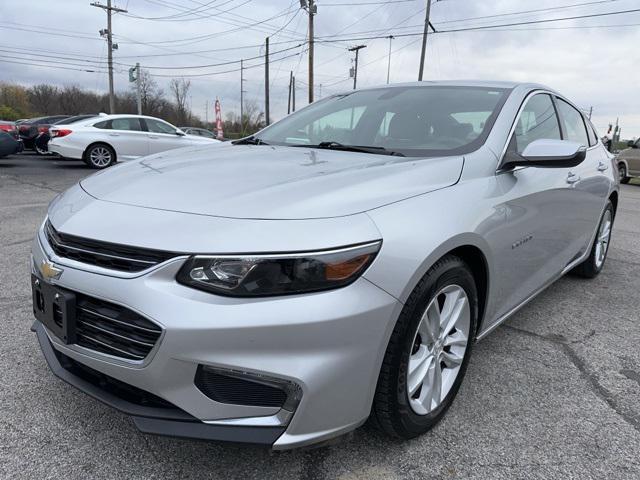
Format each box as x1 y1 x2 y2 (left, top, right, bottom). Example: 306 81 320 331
371 255 478 439
618 163 630 184
572 201 614 278
84 144 115 169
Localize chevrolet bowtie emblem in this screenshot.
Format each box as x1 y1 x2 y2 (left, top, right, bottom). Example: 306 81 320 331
40 260 63 280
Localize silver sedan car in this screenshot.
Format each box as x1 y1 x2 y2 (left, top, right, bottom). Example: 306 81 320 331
30 81 618 449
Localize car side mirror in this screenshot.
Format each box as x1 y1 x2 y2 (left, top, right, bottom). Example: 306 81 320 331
628 140 637 148
502 139 586 169
176 129 186 136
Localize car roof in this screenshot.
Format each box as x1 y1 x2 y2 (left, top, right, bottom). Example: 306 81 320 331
347 80 550 93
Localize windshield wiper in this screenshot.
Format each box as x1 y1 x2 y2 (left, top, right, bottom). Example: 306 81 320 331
296 141 404 157
233 136 269 145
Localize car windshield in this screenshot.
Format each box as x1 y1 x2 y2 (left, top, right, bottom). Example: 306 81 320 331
254 86 510 157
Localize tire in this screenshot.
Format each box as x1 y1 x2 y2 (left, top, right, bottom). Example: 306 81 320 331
84 143 115 169
34 142 48 155
371 255 478 439
572 201 614 278
618 163 630 184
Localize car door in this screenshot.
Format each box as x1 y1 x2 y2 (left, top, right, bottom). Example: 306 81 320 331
625 138 640 175
97 117 149 160
143 118 191 154
554 97 608 253
490 92 582 321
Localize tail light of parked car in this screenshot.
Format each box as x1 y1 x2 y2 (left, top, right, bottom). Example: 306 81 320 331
50 129 72 138
0 123 18 139
38 126 50 134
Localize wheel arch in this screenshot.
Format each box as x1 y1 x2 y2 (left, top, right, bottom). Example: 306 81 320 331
389 234 493 339
617 158 629 172
609 190 618 217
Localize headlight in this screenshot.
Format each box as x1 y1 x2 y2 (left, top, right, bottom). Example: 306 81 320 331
176 241 381 297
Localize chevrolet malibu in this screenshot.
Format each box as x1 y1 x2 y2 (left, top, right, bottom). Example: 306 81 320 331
31 81 618 449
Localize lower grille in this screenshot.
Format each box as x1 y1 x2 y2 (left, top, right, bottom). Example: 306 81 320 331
195 366 288 408
53 348 182 411
74 294 162 361
45 220 179 273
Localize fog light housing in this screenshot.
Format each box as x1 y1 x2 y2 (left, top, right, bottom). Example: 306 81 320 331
195 365 302 412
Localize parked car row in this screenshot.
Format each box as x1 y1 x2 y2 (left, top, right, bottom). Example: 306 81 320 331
49 114 221 168
1 114 221 167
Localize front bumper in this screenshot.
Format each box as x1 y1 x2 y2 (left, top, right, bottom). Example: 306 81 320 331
31 228 401 449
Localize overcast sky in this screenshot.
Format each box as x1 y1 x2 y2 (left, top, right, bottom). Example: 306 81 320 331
1 0 639 137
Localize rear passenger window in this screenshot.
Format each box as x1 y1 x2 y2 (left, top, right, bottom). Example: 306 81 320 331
556 98 589 146
111 118 142 131
511 94 561 154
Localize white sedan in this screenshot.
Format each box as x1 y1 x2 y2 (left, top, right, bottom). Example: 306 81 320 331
48 114 220 169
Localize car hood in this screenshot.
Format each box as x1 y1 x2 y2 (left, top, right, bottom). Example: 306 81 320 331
80 144 464 220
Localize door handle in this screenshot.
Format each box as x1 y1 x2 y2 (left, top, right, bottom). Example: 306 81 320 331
148 135 159 139
566 172 580 184
597 162 609 172
109 133 120 137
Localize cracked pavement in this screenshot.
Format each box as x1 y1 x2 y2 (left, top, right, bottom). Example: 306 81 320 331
1 155 639 479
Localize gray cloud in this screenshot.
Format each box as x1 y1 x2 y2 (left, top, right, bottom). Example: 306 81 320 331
1 0 638 136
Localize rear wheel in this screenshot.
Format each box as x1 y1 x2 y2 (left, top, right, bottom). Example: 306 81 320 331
84 144 115 169
371 255 477 439
572 201 614 278
34 137 49 155
618 163 630 184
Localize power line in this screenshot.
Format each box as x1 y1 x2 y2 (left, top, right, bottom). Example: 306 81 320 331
434 0 624 25
0 58 107 73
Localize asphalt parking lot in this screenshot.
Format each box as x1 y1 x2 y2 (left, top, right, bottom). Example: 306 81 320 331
1 153 639 480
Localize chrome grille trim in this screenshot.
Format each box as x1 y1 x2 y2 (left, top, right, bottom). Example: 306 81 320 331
45 220 179 273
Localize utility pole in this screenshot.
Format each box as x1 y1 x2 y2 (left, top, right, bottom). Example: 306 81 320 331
265 37 270 125
135 62 141 115
386 35 394 84
287 71 293 114
91 0 127 114
418 0 432 81
240 59 246 135
348 45 366 90
301 0 316 104
588 106 593 120
292 75 296 112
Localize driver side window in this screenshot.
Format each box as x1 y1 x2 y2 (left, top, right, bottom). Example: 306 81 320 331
511 94 561 154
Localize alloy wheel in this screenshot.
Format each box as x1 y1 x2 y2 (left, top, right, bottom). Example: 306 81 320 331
618 165 627 182
407 284 470 415
89 147 112 167
594 209 612 269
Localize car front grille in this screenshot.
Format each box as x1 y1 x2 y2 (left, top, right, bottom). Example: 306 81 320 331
74 293 162 361
45 220 179 273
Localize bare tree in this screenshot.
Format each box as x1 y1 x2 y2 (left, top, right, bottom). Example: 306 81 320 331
28 84 60 115
169 78 191 125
